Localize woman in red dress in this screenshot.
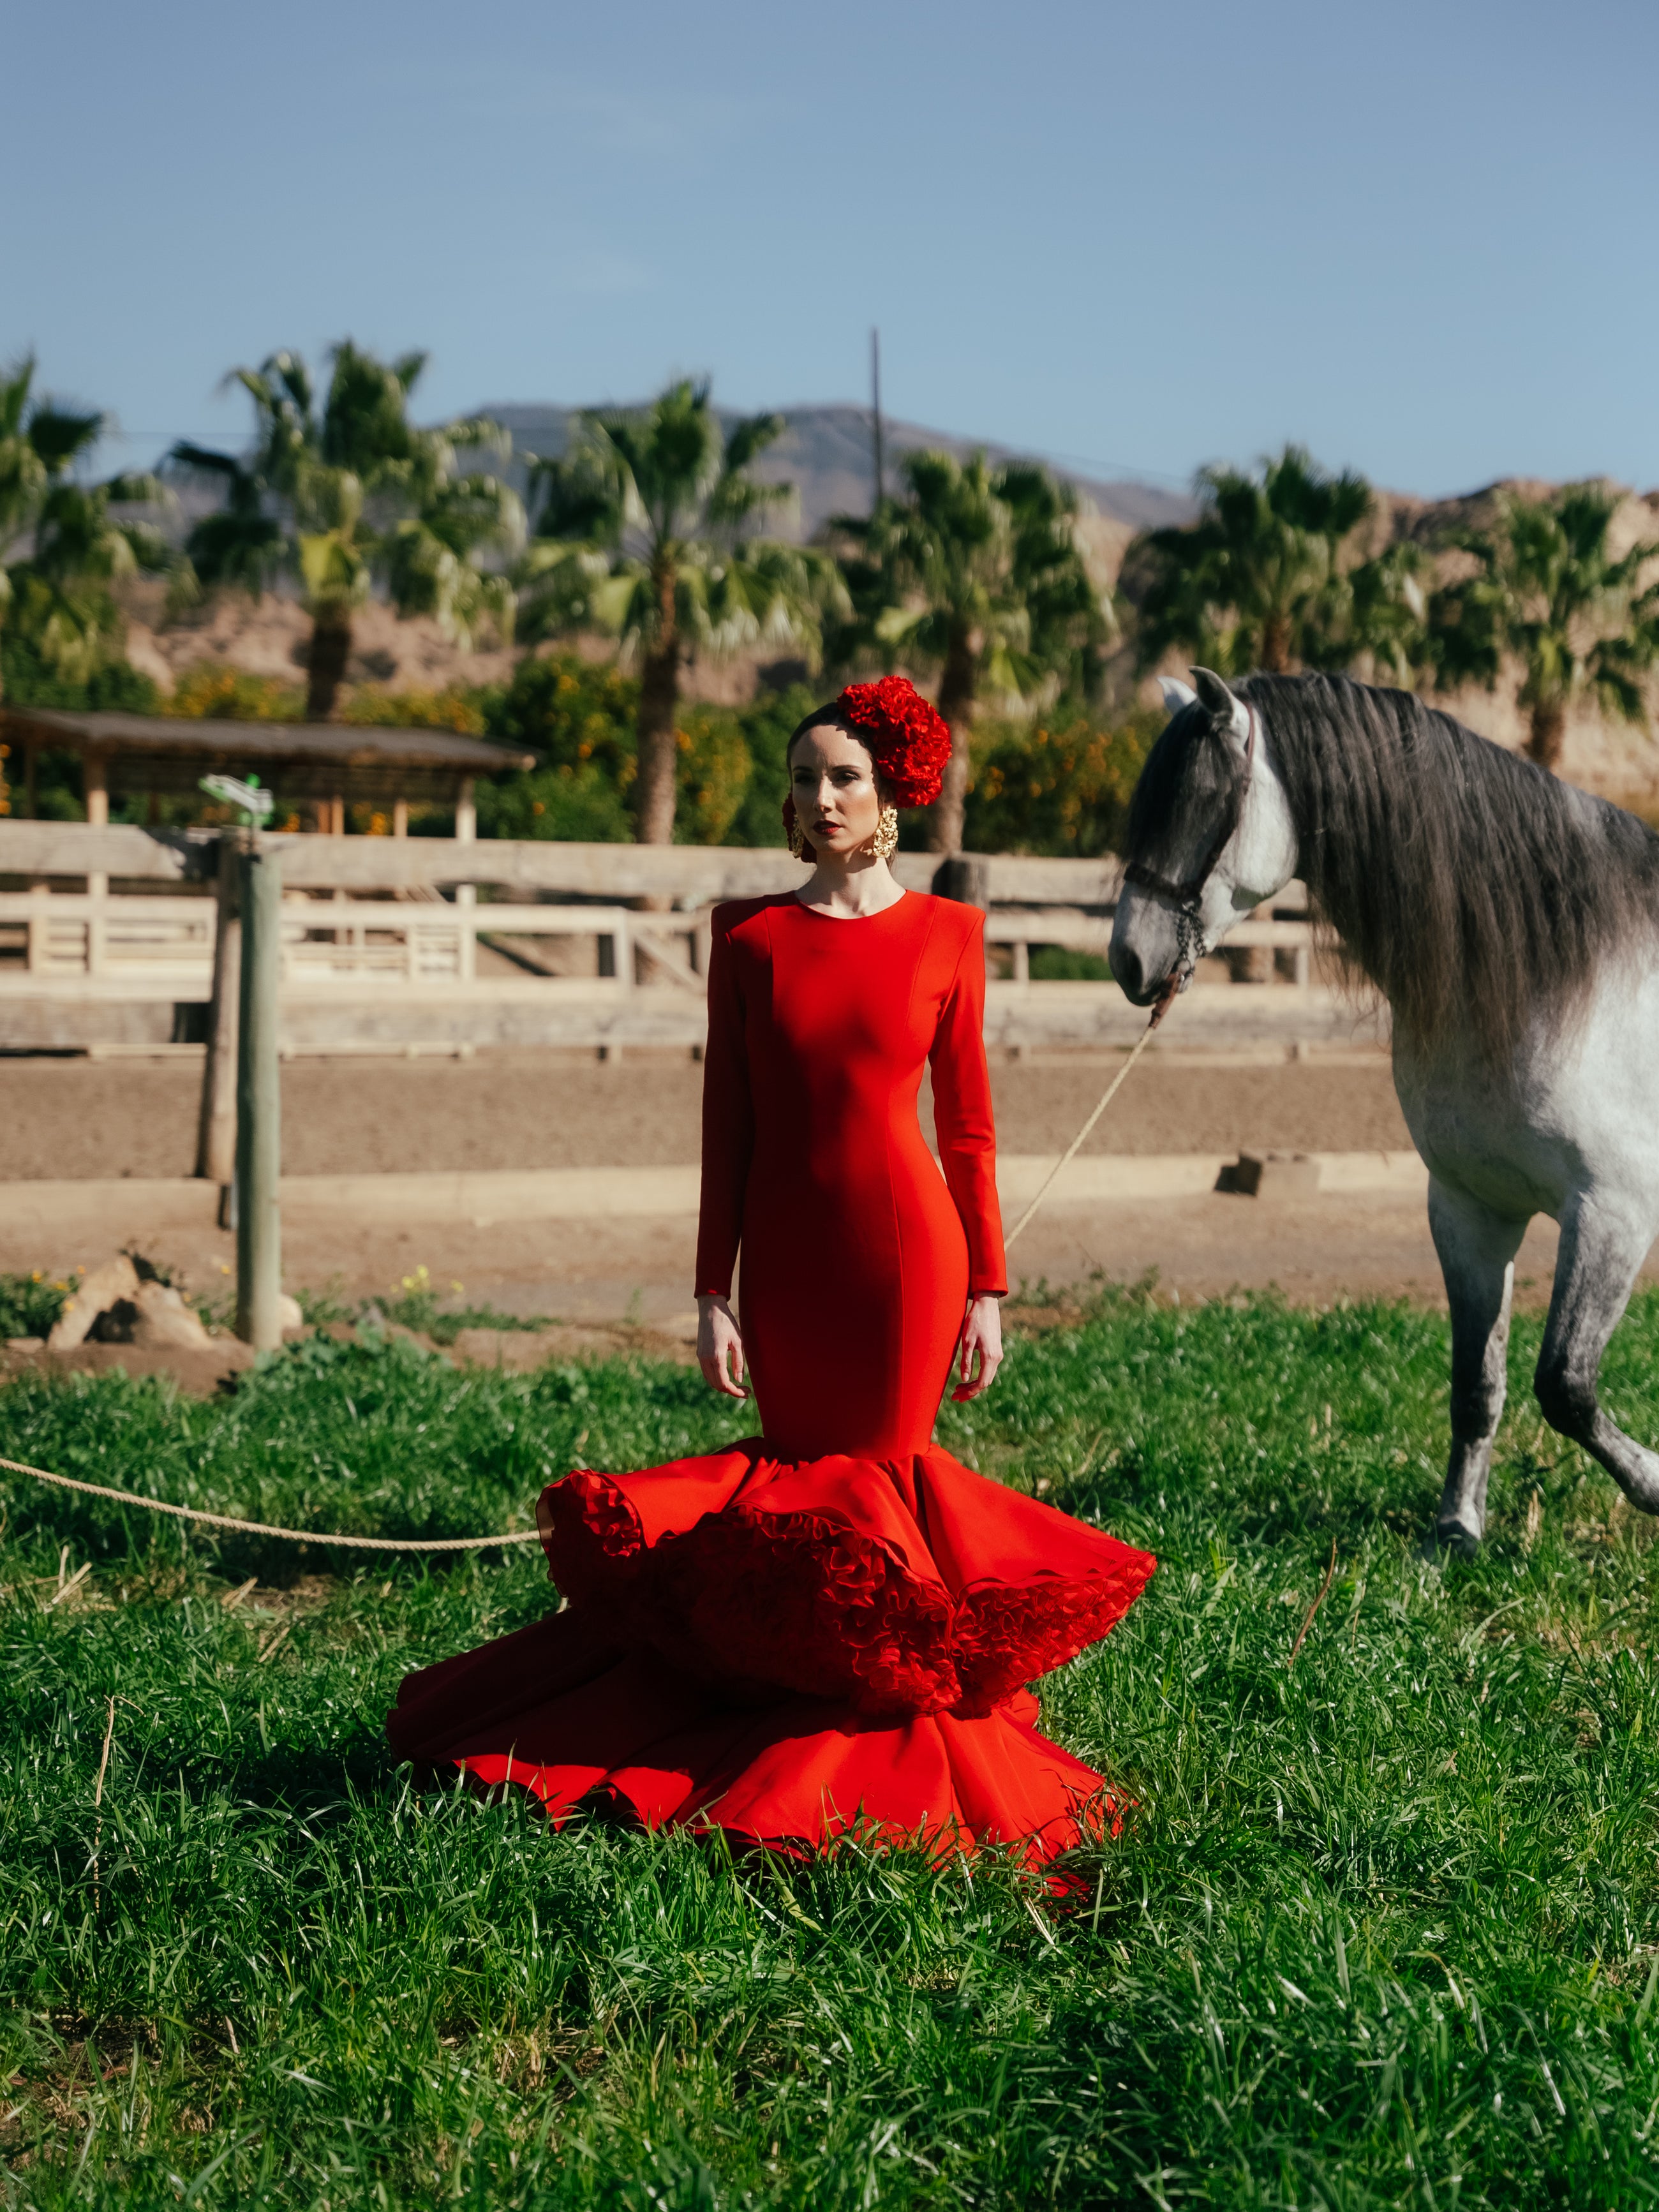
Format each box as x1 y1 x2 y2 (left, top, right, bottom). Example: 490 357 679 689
388 678 1154 1866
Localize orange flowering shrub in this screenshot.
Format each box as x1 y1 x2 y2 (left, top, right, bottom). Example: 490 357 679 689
964 708 1163 857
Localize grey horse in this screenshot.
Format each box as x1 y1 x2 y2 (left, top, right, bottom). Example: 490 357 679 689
1110 665 1659 1553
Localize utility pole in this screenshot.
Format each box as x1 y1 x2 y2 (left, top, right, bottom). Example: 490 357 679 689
235 840 284 1350
870 327 884 513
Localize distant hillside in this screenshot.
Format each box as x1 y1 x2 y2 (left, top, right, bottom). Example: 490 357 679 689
480 401 1195 540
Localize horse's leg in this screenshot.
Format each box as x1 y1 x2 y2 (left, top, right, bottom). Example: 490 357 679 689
1428 1178 1528 1554
1533 1190 1659 1513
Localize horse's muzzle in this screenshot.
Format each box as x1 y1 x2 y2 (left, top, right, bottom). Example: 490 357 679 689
1109 941 1164 1007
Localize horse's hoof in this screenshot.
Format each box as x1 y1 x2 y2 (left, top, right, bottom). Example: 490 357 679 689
1428 1522 1481 1561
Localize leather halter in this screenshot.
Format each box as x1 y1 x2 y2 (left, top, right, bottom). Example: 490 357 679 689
1122 702 1258 911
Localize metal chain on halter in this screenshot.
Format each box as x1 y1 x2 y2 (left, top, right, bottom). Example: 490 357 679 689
1171 899 1207 991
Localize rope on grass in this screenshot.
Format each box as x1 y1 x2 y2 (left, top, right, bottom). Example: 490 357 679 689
0 1455 544 1552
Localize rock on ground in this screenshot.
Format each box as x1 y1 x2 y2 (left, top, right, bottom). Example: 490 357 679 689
46 1255 142 1351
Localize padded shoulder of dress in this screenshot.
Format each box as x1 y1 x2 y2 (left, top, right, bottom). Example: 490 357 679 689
920 895 986 949
710 894 792 940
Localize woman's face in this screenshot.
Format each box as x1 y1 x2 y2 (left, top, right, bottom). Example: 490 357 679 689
789 723 884 856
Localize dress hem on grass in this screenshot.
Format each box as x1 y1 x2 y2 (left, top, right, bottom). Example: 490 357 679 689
387 1438 1156 1868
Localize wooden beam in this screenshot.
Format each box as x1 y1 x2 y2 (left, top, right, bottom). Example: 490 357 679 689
84 755 110 909
0 822 214 880
0 821 1150 908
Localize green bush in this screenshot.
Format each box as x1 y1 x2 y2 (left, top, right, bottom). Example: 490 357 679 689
479 655 639 842
485 655 637 775
0 631 160 716
1029 944 1112 979
163 663 304 722
726 681 817 848
965 705 1163 856
672 705 751 845
0 1271 70 1339
338 684 493 734
0 630 160 820
479 655 802 847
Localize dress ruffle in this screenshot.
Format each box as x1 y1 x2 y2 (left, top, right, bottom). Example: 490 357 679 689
389 1441 1154 1866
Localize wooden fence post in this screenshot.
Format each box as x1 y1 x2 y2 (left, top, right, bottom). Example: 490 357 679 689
235 842 283 1349
196 836 241 1190
932 855 990 908
84 753 109 972
454 776 477 983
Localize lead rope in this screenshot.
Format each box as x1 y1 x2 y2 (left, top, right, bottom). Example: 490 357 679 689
0 1454 544 1550
3 974 1178 1545
1004 977 1179 1249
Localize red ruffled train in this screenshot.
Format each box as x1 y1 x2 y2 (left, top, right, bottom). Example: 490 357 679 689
388 1441 1156 1866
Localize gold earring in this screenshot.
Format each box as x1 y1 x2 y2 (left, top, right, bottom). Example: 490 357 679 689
788 810 808 860
869 805 898 862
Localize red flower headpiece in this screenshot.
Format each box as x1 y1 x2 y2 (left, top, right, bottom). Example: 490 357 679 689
834 676 952 808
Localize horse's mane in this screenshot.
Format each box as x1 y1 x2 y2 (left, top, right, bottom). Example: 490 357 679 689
1129 672 1659 1062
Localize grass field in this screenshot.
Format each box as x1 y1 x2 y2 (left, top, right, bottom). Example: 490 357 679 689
3 1289 1658 2208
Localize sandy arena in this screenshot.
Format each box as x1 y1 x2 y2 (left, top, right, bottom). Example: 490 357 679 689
3 1046 1640 1349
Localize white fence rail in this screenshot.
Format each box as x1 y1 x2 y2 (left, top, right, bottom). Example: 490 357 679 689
0 892 714 995
1 889 1318 993
0 823 1346 1064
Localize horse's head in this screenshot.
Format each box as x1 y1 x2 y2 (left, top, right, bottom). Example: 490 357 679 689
1110 667 1299 1007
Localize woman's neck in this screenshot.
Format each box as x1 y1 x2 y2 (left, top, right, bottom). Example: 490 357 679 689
795 852 905 917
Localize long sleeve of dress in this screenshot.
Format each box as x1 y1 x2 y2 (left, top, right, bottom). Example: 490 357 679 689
930 914 1008 1297
694 909 754 1298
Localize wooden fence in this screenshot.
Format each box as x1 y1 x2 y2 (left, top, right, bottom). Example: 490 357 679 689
0 822 1350 1070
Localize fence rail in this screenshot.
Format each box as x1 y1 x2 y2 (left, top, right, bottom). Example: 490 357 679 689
0 822 1129 904
0 822 1339 1064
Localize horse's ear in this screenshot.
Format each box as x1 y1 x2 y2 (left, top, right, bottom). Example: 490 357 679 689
1157 676 1198 715
1190 666 1252 752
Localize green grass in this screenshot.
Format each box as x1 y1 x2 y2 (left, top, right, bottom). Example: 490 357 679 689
1027 946 1113 983
0 1272 70 1341
298 1265 555 1347
3 1289 1658 2207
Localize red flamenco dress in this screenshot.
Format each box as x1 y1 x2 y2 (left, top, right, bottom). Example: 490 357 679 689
388 891 1155 1864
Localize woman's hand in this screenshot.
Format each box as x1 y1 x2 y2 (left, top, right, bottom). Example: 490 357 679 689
951 1293 1004 1402
697 1293 749 1400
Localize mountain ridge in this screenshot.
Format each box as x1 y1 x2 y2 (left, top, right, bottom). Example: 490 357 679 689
478 400 1196 540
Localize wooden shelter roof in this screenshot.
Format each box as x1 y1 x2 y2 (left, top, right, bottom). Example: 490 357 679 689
1 706 535 805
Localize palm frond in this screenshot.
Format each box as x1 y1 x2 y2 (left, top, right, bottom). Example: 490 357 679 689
26 405 105 477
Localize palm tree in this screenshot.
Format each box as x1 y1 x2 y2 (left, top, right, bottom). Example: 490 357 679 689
10 471 174 687
385 475 520 653
1424 482 1659 770
1131 445 1413 679
846 450 1111 853
1 355 173 695
517 380 844 845
174 344 523 719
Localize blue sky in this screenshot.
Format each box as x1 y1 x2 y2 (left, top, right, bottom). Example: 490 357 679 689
4 0 1655 497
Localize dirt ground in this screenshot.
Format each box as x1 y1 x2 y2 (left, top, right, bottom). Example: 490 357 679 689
1 1048 1412 1181
0 1045 1587 1323
8 1047 1655 1362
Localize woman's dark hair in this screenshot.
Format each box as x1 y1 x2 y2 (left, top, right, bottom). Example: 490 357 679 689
787 702 874 760
786 708 891 808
